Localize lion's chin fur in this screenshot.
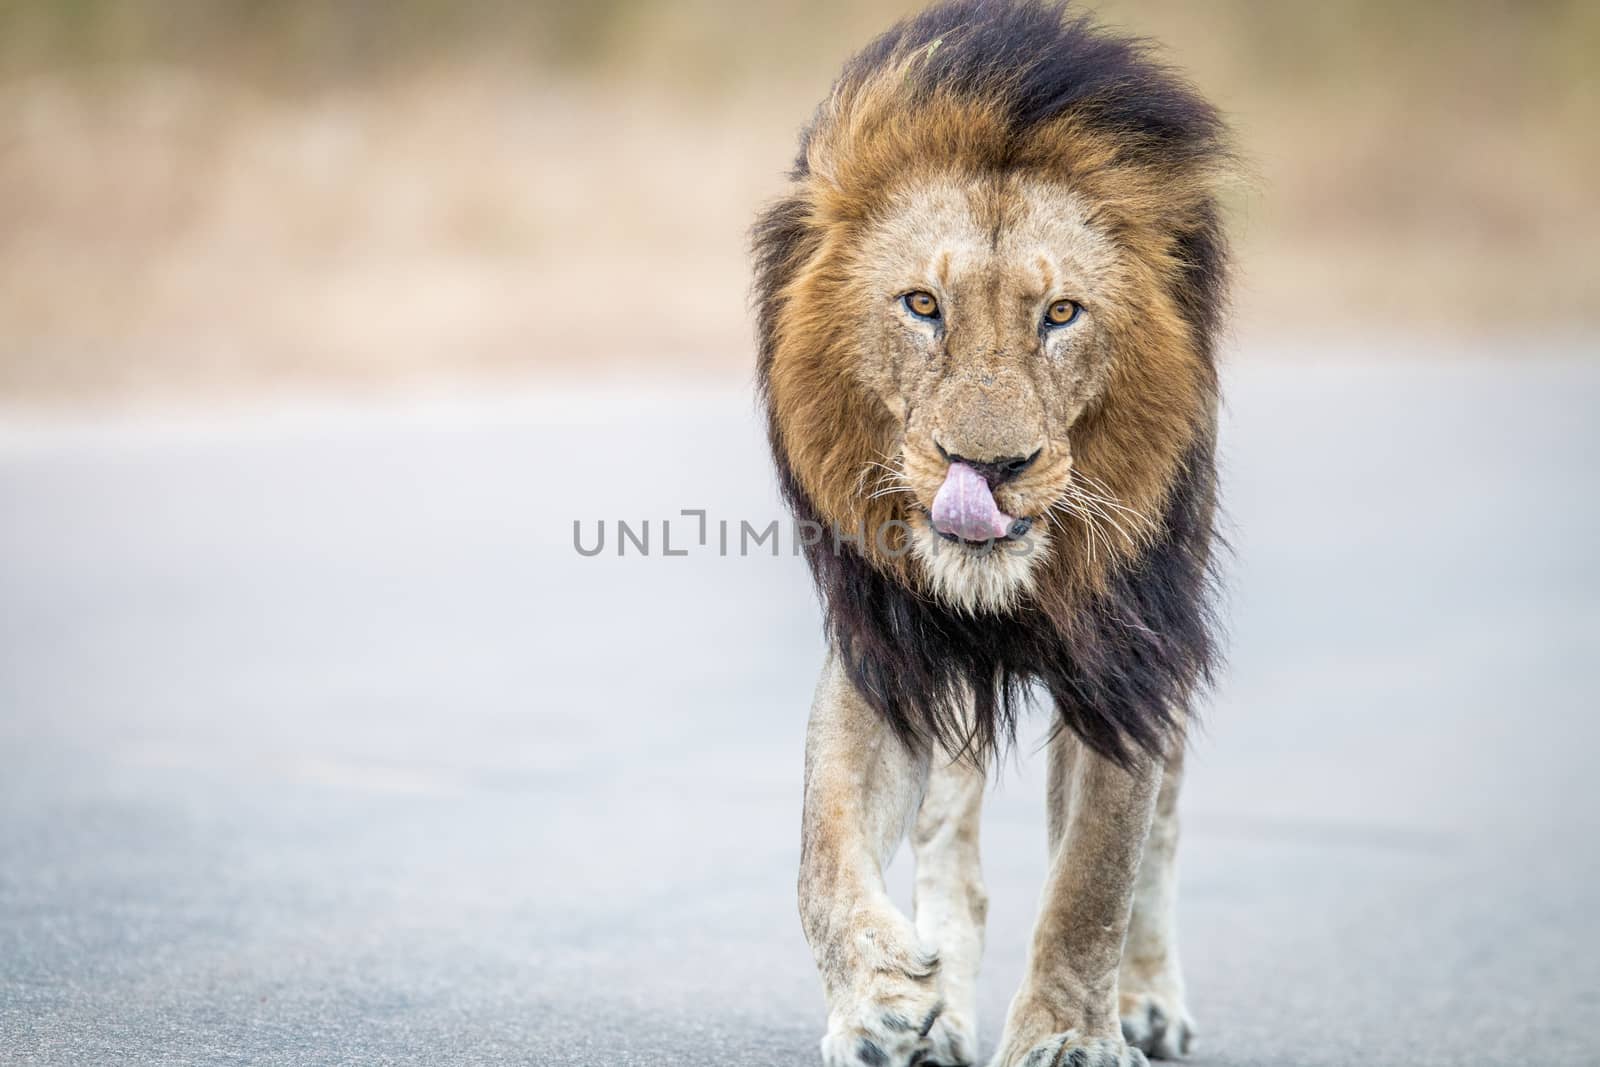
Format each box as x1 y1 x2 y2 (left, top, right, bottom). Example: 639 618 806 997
908 516 1050 617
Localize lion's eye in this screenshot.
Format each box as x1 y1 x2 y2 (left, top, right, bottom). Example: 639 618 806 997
903 291 941 321
1044 299 1081 328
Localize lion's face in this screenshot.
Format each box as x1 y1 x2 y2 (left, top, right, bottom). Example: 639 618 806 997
845 174 1130 610
764 153 1212 616
760 89 1221 620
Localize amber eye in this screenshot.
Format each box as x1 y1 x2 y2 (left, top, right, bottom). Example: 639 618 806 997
1045 299 1081 327
902 291 941 321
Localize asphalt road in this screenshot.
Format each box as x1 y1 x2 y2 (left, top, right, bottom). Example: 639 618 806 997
2 351 1597 1066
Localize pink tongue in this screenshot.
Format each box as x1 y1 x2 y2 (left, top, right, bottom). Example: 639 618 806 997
931 462 1016 541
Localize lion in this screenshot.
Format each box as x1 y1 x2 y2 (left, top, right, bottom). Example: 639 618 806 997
751 3 1232 1066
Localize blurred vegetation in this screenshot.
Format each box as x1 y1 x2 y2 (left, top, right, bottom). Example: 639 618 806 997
0 1 1595 403
5 0 1597 101
0 0 892 85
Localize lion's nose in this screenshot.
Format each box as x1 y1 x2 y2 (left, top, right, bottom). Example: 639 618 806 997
936 444 1041 488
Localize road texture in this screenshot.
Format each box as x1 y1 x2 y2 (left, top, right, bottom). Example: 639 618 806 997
2 352 1597 1066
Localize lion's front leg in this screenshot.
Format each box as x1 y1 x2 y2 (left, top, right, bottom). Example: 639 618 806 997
802 652 943 1067
1118 751 1195 1060
912 754 988 1066
989 732 1162 1067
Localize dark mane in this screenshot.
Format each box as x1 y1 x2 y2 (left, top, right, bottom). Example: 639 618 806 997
754 0 1229 767
793 0 1226 180
772 435 1222 768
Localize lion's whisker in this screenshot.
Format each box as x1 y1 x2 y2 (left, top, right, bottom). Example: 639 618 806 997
1073 473 1157 532
1070 481 1149 527
868 485 916 501
1059 486 1129 548
1065 475 1157 548
1063 486 1141 550
1050 495 1105 565
1060 493 1121 563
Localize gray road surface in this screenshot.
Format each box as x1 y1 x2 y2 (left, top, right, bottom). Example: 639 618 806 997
2 352 1598 1066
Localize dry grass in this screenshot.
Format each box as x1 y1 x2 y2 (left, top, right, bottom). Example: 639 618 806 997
0 76 794 401
0 1 1595 406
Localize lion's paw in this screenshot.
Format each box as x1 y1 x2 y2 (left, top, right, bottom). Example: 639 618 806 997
1006 1031 1148 1067
1118 991 1194 1060
820 991 945 1067
921 1010 978 1066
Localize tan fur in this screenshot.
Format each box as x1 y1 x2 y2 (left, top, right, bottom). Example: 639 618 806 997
777 29 1224 1067
800 654 943 1067
1118 750 1195 1059
991 732 1163 1067
800 654 1190 1067
912 753 989 1063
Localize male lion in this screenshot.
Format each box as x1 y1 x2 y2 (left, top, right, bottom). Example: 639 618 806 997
753 2 1230 1066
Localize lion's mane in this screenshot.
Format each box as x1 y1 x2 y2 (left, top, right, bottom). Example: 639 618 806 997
753 0 1231 766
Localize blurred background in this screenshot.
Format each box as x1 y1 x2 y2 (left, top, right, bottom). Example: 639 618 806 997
3 4 1598 1066
0 0 1596 405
